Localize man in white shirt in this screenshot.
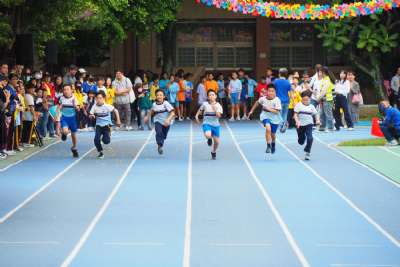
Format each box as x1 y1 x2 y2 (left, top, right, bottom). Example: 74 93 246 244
112 70 133 130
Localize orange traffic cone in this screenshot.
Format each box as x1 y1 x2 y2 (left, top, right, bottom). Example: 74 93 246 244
371 117 384 137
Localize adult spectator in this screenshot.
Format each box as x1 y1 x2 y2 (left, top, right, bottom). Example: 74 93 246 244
309 63 323 89
348 70 362 124
318 67 335 132
63 64 78 85
390 67 400 108
197 75 207 107
378 100 400 146
334 70 353 130
273 68 292 133
0 63 9 78
265 68 275 85
112 70 133 130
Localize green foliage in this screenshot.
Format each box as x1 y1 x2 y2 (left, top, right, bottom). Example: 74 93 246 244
315 21 351 51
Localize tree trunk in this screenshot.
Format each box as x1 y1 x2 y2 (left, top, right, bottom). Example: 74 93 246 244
160 22 175 74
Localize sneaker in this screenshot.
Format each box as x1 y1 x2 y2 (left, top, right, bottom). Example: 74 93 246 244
98 152 104 159
16 147 24 152
61 134 67 141
385 140 399 146
87 127 95 132
229 117 235 122
23 143 35 148
347 127 354 131
71 148 79 158
49 134 57 139
305 152 311 161
271 143 276 154
138 126 144 131
5 150 16 156
126 126 133 131
280 124 287 133
207 138 213 147
236 116 241 121
179 117 184 121
158 145 164 155
266 144 271 153
0 152 7 159
211 152 217 160
241 115 247 120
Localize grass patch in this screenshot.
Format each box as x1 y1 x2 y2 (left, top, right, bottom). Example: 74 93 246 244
337 138 386 147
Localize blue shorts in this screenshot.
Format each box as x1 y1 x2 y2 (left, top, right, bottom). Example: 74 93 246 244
170 101 179 108
262 119 279 134
230 93 240 105
61 116 78 133
202 124 220 138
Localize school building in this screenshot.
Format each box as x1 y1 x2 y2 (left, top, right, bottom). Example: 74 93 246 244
108 0 344 78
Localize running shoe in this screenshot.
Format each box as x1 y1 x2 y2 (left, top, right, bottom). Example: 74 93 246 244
158 145 164 155
385 140 399 146
61 134 67 141
271 143 276 154
305 152 310 161
229 117 235 122
0 153 7 160
71 148 79 158
207 138 212 147
265 145 271 153
5 150 16 156
98 152 104 159
23 143 35 148
211 152 217 160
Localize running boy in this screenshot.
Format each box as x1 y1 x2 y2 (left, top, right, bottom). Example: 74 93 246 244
293 90 320 160
195 90 223 160
57 84 80 157
145 89 175 155
249 84 282 154
89 91 121 159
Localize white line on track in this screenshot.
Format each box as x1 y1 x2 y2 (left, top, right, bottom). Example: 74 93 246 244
380 147 400 158
103 242 165 246
60 130 154 267
209 243 272 247
330 264 400 267
183 122 193 267
0 140 61 172
0 147 96 224
316 243 382 248
226 123 311 267
314 136 400 189
0 241 60 245
277 140 400 248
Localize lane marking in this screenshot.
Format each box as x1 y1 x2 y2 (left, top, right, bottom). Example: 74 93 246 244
226 123 311 267
210 243 272 247
104 242 165 247
330 264 400 267
381 147 400 158
0 241 60 245
0 140 61 172
183 122 193 267
0 147 96 224
317 244 381 248
277 140 400 248
60 131 154 267
314 136 400 188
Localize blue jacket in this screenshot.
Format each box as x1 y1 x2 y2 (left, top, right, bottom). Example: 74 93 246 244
383 106 400 128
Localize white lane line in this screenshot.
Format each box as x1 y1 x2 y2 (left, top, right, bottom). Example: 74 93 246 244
0 147 96 224
314 136 400 188
60 131 154 267
277 140 400 248
381 147 400 158
318 244 381 248
0 241 60 245
210 243 272 247
104 242 165 246
330 264 400 267
226 123 311 267
0 140 61 172
183 122 193 267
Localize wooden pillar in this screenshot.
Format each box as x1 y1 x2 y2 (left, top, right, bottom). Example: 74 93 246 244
255 17 271 79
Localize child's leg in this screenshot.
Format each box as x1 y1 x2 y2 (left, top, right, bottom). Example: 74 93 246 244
230 104 235 118
94 126 103 152
265 124 272 144
146 110 152 129
235 104 240 118
155 123 164 146
71 133 77 149
304 125 314 153
242 102 247 117
162 125 170 142
101 126 111 145
212 136 220 153
297 126 306 145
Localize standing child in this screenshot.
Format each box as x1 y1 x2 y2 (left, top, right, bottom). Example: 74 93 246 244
89 91 121 159
195 90 223 160
294 90 320 160
167 74 179 120
149 74 159 103
57 84 80 158
228 71 242 121
145 89 175 155
249 84 282 154
288 77 302 129
184 73 193 120
85 90 96 131
177 74 186 121
217 73 228 118
105 77 115 105
138 82 153 130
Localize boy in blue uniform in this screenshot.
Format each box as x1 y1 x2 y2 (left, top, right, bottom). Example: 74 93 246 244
89 91 121 159
249 84 282 154
379 100 400 146
57 84 80 158
195 90 223 160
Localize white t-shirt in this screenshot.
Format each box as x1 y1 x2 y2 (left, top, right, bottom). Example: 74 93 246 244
199 102 223 127
258 96 282 124
229 79 242 94
197 83 207 105
59 95 77 117
24 94 35 121
334 80 350 96
152 101 174 125
90 103 114 127
294 102 318 126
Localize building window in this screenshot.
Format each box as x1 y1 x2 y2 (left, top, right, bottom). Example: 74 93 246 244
176 22 255 70
270 22 314 69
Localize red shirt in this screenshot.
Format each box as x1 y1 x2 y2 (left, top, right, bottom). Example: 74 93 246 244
256 83 267 97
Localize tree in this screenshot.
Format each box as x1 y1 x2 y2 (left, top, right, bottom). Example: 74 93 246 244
315 10 399 100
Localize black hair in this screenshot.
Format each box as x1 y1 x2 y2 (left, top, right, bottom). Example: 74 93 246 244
152 73 160 81
97 76 105 82
301 90 312 98
207 90 217 97
96 91 106 98
63 84 72 89
267 83 275 90
155 89 165 96
184 73 193 80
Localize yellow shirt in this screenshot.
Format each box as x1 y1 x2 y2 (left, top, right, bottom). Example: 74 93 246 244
74 91 84 106
106 87 115 105
150 84 158 101
289 90 301 109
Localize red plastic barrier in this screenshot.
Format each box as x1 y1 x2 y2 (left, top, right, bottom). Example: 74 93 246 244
371 117 384 137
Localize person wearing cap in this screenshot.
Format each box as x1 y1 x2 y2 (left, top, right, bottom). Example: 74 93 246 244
63 64 77 85
379 101 400 146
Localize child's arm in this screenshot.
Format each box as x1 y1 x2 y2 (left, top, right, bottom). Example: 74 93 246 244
195 106 203 124
248 101 259 117
294 112 301 128
164 110 175 127
143 109 154 124
113 108 121 126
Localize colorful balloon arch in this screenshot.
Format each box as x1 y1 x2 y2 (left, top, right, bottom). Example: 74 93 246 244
195 0 400 20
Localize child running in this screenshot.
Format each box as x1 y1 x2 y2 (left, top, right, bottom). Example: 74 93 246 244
293 90 320 160
249 84 282 154
145 89 175 155
195 90 223 160
89 91 121 159
57 84 80 158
